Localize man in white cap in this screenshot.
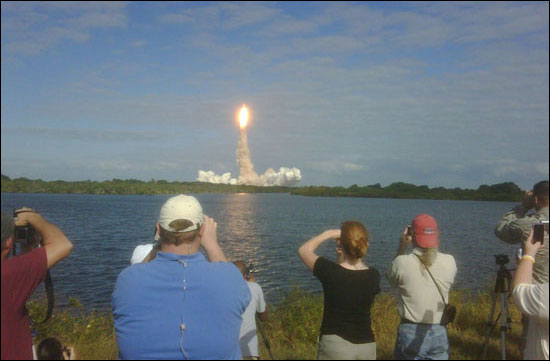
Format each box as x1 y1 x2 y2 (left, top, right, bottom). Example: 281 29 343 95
113 195 251 360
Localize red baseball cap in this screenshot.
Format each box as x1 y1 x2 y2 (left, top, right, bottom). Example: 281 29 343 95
412 214 439 248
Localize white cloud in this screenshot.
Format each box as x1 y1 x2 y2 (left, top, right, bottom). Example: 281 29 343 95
99 160 133 171
1 2 128 56
1 127 164 143
258 18 319 37
157 2 279 29
130 40 147 48
158 13 194 24
535 163 550 176
308 161 366 174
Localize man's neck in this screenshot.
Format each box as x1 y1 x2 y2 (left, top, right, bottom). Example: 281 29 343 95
160 242 200 256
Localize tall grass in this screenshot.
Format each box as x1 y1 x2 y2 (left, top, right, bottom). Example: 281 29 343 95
27 289 522 360
27 298 117 360
258 288 522 360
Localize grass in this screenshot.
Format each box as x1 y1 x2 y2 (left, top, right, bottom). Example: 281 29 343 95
27 289 523 360
27 298 118 360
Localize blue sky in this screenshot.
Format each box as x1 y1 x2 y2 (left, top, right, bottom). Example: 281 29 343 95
1 1 548 189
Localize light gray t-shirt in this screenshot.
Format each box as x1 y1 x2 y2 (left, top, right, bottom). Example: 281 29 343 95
386 248 457 324
239 281 266 357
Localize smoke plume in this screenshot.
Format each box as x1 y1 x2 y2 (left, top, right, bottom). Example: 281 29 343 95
197 114 302 187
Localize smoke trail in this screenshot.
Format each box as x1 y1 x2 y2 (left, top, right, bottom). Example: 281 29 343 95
197 105 302 187
197 170 238 185
236 128 258 185
197 124 302 186
197 167 302 187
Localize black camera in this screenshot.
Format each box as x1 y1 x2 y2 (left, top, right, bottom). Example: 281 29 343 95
494 254 510 266
13 210 36 246
15 224 35 244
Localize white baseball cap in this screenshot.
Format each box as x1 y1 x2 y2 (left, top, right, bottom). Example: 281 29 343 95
158 194 204 233
131 244 154 265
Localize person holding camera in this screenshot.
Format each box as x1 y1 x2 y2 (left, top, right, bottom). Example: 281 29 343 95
386 214 457 360
495 180 549 356
298 221 380 360
1 209 73 360
112 195 251 360
233 261 268 361
511 229 549 360
495 180 549 284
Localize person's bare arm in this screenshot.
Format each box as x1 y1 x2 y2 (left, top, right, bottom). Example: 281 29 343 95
393 227 411 260
298 229 340 272
512 230 541 290
200 215 227 262
257 305 268 322
15 208 73 269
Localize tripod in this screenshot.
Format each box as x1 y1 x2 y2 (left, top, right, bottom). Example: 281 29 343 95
256 314 274 360
482 260 512 360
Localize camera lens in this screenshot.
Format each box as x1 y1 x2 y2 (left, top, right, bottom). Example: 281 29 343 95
15 227 27 241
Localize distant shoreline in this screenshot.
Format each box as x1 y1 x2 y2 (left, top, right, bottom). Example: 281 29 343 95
1 174 522 202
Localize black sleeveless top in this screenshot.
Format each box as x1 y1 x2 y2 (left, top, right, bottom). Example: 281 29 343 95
313 257 380 343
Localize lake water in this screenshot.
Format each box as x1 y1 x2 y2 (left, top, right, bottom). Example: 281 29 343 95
1 192 521 310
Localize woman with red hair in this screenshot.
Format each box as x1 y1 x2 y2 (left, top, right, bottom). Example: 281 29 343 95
298 221 380 360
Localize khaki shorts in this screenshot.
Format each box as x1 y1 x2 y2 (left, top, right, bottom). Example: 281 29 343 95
317 334 376 360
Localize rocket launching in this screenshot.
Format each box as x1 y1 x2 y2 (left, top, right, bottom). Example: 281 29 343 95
236 105 258 184
197 104 302 187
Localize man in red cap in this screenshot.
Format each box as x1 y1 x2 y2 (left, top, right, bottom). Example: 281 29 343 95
386 214 457 360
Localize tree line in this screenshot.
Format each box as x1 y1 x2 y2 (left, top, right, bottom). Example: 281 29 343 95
1 174 523 201
290 181 523 201
0 174 290 195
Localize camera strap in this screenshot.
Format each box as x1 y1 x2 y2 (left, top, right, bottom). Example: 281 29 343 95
41 270 54 323
414 253 448 304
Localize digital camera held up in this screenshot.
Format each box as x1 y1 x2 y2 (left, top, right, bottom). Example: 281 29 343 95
13 209 37 247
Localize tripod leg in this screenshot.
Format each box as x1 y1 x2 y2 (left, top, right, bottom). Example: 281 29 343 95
503 294 512 360
504 294 512 331
500 294 507 360
483 292 499 359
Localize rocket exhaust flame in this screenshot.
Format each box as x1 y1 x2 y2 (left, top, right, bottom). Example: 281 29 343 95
197 104 302 187
239 105 249 129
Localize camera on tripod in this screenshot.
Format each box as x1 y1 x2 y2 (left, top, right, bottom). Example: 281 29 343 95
494 254 509 266
481 253 514 359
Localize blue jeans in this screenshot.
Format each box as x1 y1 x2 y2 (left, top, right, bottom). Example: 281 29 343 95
394 323 449 360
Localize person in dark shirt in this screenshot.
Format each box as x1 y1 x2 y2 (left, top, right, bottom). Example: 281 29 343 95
298 221 380 360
